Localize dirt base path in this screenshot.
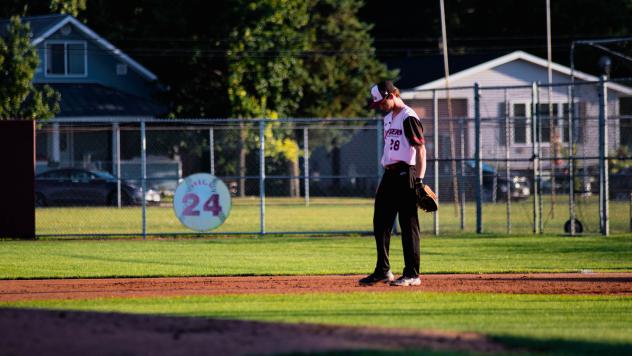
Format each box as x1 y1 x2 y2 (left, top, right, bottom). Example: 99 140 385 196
1 273 631 302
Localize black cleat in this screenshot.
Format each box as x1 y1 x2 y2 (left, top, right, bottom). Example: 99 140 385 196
358 271 395 285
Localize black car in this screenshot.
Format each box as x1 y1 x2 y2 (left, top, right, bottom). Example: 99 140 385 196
483 174 531 202
35 168 160 207
464 161 530 202
610 167 632 200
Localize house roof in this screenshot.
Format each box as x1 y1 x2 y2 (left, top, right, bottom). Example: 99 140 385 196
410 50 632 94
0 14 66 39
0 14 157 81
387 53 505 90
38 83 166 117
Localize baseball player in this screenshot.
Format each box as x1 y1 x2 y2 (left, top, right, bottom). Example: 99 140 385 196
359 80 426 287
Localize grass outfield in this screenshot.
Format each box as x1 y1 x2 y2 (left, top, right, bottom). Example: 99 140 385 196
34 196 632 236
1 235 631 279
3 292 632 354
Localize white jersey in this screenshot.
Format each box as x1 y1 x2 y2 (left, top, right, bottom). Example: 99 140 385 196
381 105 421 167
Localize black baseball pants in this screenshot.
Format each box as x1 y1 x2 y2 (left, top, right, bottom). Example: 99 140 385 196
372 164 420 278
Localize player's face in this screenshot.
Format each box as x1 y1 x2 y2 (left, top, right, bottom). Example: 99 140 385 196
378 94 394 112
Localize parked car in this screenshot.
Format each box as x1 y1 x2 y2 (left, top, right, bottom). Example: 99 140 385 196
539 172 594 195
35 168 161 207
464 161 530 202
482 174 531 202
610 167 632 200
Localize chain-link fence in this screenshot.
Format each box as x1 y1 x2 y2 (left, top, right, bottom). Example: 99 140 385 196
34 78 632 237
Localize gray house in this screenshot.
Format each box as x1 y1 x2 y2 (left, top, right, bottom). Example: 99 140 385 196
400 50 632 172
1 14 166 175
308 51 632 198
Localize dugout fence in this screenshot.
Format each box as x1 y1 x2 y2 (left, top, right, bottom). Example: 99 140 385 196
34 78 632 238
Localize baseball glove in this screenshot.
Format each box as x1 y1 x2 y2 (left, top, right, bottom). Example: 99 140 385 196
415 182 438 212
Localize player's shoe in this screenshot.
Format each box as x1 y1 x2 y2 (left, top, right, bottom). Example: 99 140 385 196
358 271 395 285
390 276 421 287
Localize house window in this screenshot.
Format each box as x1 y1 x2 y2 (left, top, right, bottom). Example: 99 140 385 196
116 63 128 76
620 97 632 149
45 41 87 76
501 102 580 146
513 103 528 144
537 102 575 144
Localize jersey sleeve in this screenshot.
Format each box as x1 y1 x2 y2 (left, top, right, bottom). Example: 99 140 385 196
403 116 425 146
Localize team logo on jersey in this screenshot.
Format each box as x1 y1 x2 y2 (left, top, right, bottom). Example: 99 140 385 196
386 128 403 136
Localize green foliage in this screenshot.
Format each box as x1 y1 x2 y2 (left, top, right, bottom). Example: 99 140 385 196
298 0 394 118
224 0 392 174
0 16 59 120
227 0 310 119
226 0 310 179
226 0 391 120
49 0 86 17
609 145 632 173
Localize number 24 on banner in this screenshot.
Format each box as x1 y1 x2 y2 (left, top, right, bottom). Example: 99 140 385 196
173 173 232 231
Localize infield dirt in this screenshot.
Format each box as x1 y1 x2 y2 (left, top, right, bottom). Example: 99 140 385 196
1 273 631 301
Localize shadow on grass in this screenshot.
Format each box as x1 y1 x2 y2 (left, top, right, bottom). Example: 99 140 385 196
284 350 489 355
494 335 632 355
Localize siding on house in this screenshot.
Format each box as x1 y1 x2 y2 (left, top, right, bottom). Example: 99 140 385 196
401 54 630 173
33 22 155 98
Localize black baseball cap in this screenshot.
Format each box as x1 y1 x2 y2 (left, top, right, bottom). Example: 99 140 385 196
369 80 397 108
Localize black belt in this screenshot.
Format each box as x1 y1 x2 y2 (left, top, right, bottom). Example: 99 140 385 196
384 162 411 171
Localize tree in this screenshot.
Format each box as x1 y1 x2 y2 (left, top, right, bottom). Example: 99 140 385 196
0 16 59 120
298 0 394 119
296 0 395 192
85 0 232 117
227 0 311 196
49 0 86 17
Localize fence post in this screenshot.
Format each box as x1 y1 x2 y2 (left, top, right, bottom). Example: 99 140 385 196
209 127 215 175
567 85 576 235
531 82 540 235
504 89 512 234
629 192 632 233
259 119 266 236
537 83 544 235
113 122 122 208
598 75 609 236
459 117 466 231
474 83 482 234
303 127 310 206
141 119 147 240
432 89 440 235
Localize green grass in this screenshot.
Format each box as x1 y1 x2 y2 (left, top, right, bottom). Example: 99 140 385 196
35 197 375 236
3 292 632 355
1 235 631 279
34 196 632 236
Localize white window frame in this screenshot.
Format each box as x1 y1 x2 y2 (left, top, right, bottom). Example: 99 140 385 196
507 101 578 146
536 102 574 146
44 40 88 78
509 101 532 146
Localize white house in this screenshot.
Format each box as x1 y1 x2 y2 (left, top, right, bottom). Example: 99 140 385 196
400 50 632 172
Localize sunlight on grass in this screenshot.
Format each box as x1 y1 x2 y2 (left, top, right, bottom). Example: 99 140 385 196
1 235 631 279
35 196 632 236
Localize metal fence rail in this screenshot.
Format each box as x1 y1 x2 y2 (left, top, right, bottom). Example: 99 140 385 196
34 79 632 237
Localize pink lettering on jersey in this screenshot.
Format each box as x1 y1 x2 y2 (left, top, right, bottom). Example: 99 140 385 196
386 128 403 136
